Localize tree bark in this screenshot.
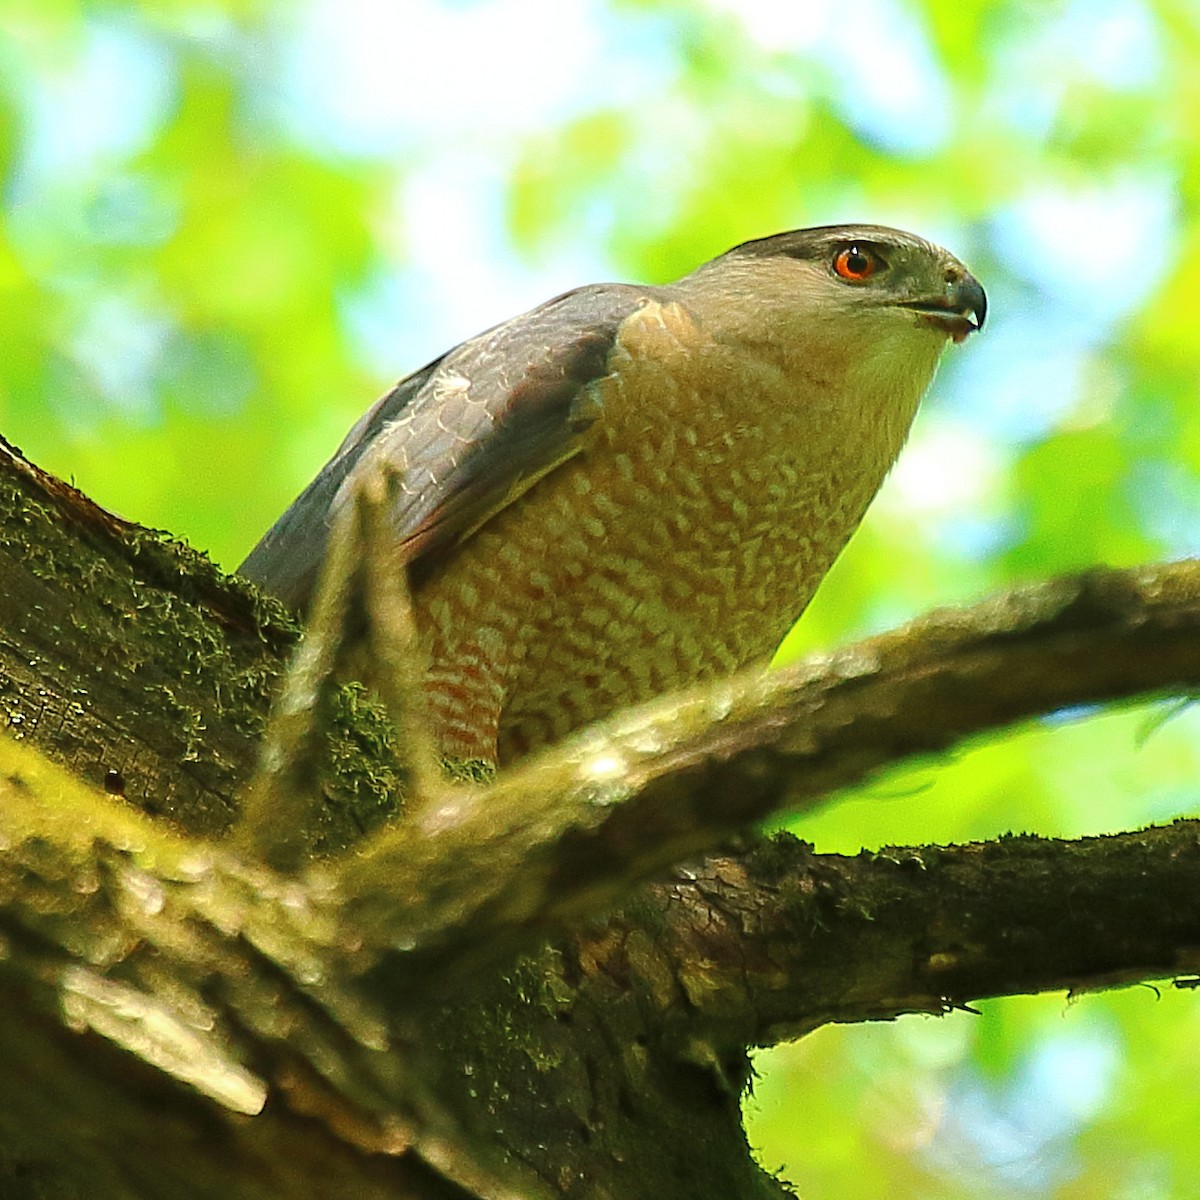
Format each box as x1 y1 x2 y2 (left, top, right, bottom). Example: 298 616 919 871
1 436 1198 1199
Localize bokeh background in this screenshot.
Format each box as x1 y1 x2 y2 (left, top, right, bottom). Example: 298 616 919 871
1 0 1198 1195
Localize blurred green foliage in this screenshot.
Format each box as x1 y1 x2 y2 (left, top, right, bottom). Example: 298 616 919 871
0 0 1198 1196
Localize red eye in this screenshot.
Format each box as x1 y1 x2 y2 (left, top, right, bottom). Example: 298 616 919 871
833 245 879 282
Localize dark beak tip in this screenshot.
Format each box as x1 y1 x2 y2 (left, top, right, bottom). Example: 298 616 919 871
959 275 987 332
901 270 987 341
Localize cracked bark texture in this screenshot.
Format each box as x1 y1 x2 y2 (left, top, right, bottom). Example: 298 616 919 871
1 435 1199 1200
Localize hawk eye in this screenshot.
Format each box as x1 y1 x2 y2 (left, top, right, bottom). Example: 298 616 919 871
832 245 881 282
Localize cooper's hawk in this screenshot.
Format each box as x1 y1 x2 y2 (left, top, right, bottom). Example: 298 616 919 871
241 225 985 766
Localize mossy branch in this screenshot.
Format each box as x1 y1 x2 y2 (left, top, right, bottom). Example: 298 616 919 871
342 560 1200 969
602 823 1200 1058
2 437 1198 1200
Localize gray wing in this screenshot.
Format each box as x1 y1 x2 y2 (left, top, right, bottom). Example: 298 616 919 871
238 282 655 612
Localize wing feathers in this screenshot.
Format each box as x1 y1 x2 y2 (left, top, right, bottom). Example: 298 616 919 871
239 283 653 612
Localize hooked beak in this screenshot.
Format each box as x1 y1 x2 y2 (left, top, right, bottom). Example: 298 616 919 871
904 271 987 344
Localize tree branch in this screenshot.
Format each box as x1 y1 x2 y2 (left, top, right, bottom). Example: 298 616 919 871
0 434 288 832
0 437 407 852
3 439 1198 1199
0 735 551 1200
578 821 1200 1058
343 561 1200 972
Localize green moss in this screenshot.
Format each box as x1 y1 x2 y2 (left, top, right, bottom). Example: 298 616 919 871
311 682 406 851
442 757 497 786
